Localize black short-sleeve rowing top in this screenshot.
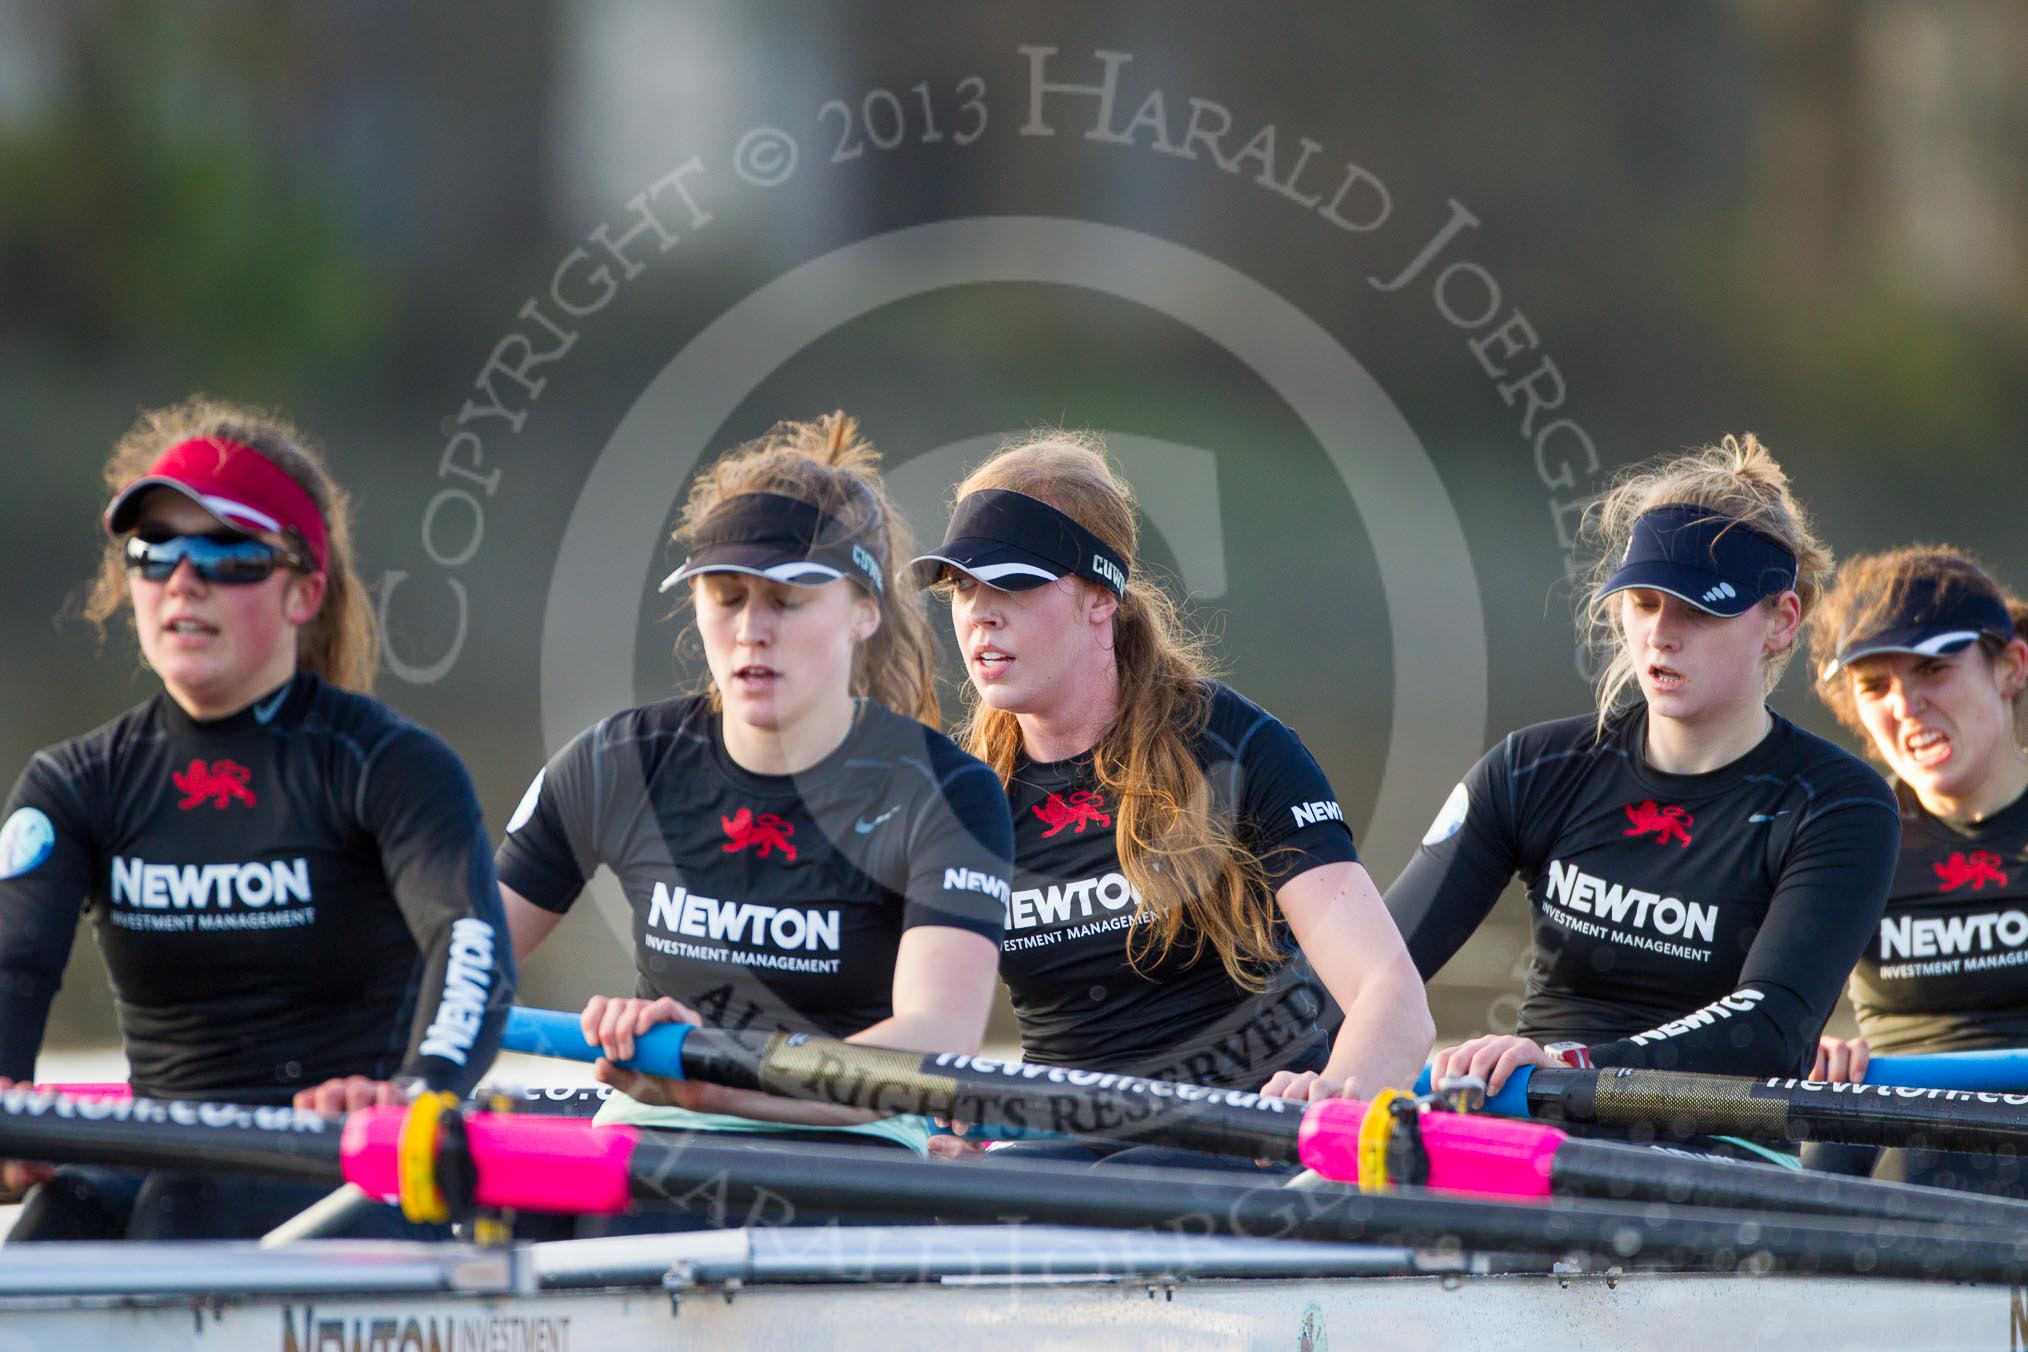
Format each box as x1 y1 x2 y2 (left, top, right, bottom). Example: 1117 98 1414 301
1847 782 2028 1054
1386 707 1899 1076
495 696 1012 1040
998 682 1359 1088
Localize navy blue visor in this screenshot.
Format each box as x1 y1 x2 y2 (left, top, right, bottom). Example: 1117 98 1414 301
1595 503 1798 618
660 491 883 597
910 489 1129 598
1820 577 2017 681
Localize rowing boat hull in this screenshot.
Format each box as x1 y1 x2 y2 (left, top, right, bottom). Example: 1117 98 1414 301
0 1231 2018 1351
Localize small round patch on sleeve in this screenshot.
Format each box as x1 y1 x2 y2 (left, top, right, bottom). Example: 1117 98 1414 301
0 807 55 880
1421 782 1470 847
505 768 546 834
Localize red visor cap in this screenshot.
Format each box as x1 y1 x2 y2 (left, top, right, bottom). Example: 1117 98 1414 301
104 438 328 572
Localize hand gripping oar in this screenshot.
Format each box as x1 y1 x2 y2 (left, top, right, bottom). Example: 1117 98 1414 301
8 1084 2028 1285
500 1008 2028 1231
503 1008 1297 1157
1411 1062 2028 1153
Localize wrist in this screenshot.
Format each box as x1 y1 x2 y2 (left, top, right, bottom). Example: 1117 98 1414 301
1541 1041 1593 1069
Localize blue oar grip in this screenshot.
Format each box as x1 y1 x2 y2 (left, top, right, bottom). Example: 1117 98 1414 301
1413 1063 1536 1118
502 1007 692 1080
1864 1049 2028 1093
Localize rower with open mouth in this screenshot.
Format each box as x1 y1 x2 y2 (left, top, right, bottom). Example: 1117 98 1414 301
912 433 1434 1171
0 396 515 1240
1387 433 1899 1163
1805 548 2028 1195
494 413 1012 1229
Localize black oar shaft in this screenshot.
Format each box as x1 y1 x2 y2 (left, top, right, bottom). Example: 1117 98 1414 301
1532 1068 2028 1152
614 1132 2028 1287
1547 1137 2028 1231
679 1028 1306 1161
0 1089 342 1183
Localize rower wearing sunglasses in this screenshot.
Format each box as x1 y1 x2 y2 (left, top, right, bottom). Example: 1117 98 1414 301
0 397 514 1240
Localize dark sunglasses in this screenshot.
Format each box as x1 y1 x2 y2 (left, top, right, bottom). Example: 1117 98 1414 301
123 531 311 585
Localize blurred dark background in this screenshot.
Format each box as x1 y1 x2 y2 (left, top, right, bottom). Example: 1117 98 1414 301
3 1 2023 1053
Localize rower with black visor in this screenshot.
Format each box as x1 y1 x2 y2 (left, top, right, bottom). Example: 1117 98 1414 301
914 435 1434 1173
1389 434 1898 1163
1804 548 2028 1197
495 413 1011 1233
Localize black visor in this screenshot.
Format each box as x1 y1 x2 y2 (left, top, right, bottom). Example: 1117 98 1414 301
909 489 1129 598
1820 577 2017 681
659 491 883 596
1595 503 1798 618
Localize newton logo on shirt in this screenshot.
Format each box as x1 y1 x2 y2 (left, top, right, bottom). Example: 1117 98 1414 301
1291 799 1343 829
110 856 313 909
647 882 841 952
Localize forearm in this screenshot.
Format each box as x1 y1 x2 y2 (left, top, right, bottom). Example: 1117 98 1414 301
847 1010 986 1057
1319 957 1436 1094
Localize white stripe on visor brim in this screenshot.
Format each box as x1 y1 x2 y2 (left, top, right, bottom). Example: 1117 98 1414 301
1912 629 1984 656
118 479 285 535
916 555 1061 588
657 560 848 593
197 493 282 533
1819 629 1985 681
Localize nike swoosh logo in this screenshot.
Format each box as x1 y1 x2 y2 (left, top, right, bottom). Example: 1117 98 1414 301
855 806 902 834
1748 812 1789 824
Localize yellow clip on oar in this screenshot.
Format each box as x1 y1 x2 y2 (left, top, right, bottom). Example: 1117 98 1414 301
396 1089 461 1224
1357 1087 1413 1194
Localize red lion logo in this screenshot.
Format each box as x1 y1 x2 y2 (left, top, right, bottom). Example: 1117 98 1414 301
1934 851 2009 892
721 807 797 862
1031 790 1111 838
173 759 255 810
1622 800 1692 847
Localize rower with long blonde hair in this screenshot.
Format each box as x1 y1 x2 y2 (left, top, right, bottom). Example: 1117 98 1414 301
914 432 1432 1148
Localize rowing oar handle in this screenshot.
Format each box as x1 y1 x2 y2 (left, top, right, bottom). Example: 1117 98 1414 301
503 1007 697 1079
1411 1064 1537 1116
1865 1049 2028 1092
